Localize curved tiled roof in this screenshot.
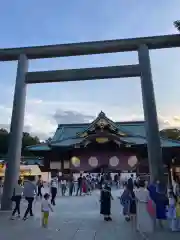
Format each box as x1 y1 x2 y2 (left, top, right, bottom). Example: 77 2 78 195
27 112 180 151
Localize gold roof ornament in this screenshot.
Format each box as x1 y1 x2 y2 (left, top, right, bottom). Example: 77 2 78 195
96 118 108 128
79 132 88 138
76 111 128 137
96 137 109 143
117 131 127 136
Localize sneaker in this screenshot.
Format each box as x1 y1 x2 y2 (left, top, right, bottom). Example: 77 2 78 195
108 217 112 221
10 217 15 220
23 217 28 221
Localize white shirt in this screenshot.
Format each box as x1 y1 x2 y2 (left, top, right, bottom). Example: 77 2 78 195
135 187 149 202
41 199 51 212
51 179 58 188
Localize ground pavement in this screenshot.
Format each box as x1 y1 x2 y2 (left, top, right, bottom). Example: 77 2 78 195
0 189 140 240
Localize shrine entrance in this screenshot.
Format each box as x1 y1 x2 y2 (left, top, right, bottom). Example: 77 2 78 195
1 34 180 210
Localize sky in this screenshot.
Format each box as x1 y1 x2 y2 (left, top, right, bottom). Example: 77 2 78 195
0 0 180 140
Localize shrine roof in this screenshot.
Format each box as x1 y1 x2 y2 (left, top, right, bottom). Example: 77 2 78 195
27 111 180 151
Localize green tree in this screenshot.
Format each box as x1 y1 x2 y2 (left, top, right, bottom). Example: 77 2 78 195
174 20 180 31
22 132 40 156
0 129 40 156
160 128 180 140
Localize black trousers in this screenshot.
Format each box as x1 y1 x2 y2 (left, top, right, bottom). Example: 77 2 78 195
37 186 42 198
69 183 74 196
76 185 82 196
12 196 21 216
51 187 57 205
24 197 34 218
61 184 66 196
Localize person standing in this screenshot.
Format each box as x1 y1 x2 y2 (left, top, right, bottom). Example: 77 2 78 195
99 174 104 189
76 174 83 196
167 190 177 231
69 176 74 196
23 178 37 220
82 176 87 195
148 180 168 228
60 178 67 196
50 177 58 205
37 178 44 199
127 174 134 191
120 184 131 221
10 180 23 220
176 194 180 230
129 188 137 229
100 184 113 221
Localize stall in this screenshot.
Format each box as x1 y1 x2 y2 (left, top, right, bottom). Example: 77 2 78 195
0 164 42 182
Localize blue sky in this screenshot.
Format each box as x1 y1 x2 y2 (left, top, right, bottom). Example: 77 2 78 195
0 0 180 139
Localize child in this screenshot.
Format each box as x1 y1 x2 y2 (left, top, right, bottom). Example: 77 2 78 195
41 193 53 228
167 190 176 231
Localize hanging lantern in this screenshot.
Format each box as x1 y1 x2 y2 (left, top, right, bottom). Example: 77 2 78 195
109 156 119 167
88 157 98 167
128 156 138 167
71 156 80 167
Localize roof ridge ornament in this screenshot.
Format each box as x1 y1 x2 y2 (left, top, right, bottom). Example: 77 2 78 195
98 111 106 117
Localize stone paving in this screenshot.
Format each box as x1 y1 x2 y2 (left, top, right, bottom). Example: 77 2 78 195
0 189 139 240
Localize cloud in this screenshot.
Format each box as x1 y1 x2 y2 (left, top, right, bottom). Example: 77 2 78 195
0 96 180 140
53 110 94 124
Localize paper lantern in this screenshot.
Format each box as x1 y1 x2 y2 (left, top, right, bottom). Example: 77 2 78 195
71 156 80 167
109 156 119 167
88 157 98 167
128 156 138 167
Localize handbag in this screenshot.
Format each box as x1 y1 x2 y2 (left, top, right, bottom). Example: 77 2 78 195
147 199 155 217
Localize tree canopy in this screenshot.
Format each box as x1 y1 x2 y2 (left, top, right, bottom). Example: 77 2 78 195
160 128 180 141
0 129 40 157
174 20 180 31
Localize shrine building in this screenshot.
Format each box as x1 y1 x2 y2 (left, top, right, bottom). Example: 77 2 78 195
27 111 180 176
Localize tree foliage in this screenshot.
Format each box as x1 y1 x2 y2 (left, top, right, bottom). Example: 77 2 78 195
0 129 40 157
174 20 180 31
160 128 180 141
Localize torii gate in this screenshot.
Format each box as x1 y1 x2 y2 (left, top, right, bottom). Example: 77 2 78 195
1 34 180 209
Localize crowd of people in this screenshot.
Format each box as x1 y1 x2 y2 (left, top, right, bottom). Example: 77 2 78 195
10 173 104 225
9 172 124 225
10 172 180 231
99 173 180 232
